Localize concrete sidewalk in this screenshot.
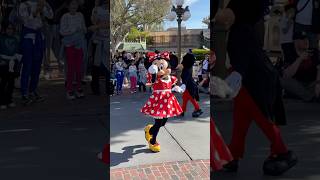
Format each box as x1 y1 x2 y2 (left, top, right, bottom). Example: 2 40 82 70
110 91 210 173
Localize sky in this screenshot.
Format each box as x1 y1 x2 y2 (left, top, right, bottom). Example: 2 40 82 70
164 0 210 30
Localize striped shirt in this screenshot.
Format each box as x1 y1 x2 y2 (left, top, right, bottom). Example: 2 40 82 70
60 12 87 36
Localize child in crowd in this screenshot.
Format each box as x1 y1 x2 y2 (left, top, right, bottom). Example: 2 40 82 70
129 61 138 93
19 0 53 105
280 4 296 64
60 0 87 100
115 58 126 95
89 0 108 95
0 23 22 109
197 61 203 83
198 55 210 93
138 59 147 92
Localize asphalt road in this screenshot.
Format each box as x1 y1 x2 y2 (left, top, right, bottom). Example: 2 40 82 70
212 99 320 180
0 80 108 180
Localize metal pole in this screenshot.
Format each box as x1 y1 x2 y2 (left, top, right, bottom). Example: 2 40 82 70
177 18 182 63
212 25 228 78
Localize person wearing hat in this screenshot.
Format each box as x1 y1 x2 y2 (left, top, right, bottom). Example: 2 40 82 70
281 31 320 102
215 0 297 175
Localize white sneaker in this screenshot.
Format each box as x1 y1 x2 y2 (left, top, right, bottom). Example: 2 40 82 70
66 92 76 100
97 152 103 160
75 89 85 98
0 105 7 110
8 103 16 108
85 75 92 81
44 73 51 80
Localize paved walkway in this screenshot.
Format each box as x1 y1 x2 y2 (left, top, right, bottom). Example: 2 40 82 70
110 160 210 180
0 79 107 180
110 89 210 178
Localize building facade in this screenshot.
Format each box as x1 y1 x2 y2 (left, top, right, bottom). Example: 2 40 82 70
147 27 207 52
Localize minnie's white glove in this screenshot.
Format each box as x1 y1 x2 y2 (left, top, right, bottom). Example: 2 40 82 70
180 84 186 93
148 64 158 74
225 71 242 98
210 76 233 98
172 84 186 93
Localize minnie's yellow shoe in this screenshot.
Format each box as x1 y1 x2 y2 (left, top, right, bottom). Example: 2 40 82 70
149 142 161 152
144 124 153 142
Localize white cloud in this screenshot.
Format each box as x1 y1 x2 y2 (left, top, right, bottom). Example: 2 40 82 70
171 0 200 6
184 0 200 6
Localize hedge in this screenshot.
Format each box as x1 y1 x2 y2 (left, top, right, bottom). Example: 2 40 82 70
192 49 210 61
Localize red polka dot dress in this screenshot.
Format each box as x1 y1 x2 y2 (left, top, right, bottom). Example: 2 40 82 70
141 76 183 119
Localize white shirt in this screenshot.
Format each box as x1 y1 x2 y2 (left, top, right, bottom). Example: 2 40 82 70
91 6 108 41
280 16 294 43
115 62 124 71
295 0 313 25
202 59 209 72
60 12 87 36
19 1 53 30
138 63 146 73
197 67 202 76
129 65 137 73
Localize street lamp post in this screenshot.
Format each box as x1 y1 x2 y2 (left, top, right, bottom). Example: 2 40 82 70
167 0 191 63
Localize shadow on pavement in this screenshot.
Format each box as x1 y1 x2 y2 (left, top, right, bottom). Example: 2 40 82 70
110 144 157 167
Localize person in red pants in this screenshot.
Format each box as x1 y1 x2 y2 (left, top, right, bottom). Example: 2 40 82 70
224 87 295 174
215 0 297 176
180 49 203 117
97 143 109 164
211 117 233 171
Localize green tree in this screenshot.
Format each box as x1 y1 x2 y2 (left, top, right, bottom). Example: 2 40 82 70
202 16 210 28
111 0 171 52
126 27 149 42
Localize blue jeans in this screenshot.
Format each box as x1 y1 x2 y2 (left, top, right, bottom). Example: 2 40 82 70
115 70 124 92
20 27 45 96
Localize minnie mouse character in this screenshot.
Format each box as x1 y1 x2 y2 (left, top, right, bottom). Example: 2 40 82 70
141 52 185 152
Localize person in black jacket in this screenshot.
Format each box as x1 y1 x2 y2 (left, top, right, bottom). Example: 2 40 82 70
215 0 297 176
180 49 203 118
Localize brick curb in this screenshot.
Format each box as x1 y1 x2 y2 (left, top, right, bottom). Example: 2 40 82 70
110 159 210 180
